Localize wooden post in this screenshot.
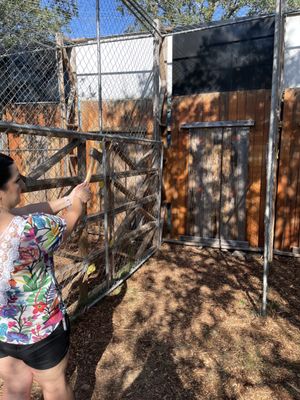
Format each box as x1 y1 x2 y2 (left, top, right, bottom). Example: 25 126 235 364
64 46 79 130
70 47 80 129
152 21 163 250
56 33 67 129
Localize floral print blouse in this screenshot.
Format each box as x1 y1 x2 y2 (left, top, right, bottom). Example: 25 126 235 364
0 213 67 344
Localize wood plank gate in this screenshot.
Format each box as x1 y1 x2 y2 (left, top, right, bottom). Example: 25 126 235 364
182 121 254 248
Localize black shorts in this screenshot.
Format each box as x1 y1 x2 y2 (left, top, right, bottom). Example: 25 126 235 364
0 315 70 370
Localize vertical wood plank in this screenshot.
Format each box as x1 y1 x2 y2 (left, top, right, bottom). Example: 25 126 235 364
275 89 294 249
235 127 249 240
201 128 222 238
187 132 203 236
252 90 266 247
237 91 247 120
212 128 222 238
245 90 257 246
293 90 300 248
283 90 299 249
228 91 238 121
287 90 300 249
220 127 234 240
290 141 300 248
258 90 271 246
201 129 211 238
224 92 238 241
219 92 229 121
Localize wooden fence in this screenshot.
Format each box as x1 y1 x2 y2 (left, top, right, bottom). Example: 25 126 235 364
164 88 300 252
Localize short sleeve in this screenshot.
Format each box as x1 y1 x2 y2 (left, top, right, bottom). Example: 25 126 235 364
28 214 67 254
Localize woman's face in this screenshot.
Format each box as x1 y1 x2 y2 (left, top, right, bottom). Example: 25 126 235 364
0 163 25 209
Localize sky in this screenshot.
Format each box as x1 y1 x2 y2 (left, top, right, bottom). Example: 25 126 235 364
66 0 251 39
68 0 135 38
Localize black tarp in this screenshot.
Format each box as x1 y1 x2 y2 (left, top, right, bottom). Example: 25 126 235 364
173 17 275 95
0 48 60 106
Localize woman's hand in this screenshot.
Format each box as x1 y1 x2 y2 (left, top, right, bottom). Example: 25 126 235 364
70 183 91 205
63 183 92 238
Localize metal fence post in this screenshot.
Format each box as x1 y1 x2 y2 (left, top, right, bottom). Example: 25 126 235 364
158 142 164 247
153 19 161 141
102 137 111 288
96 0 103 133
262 0 286 316
152 20 163 249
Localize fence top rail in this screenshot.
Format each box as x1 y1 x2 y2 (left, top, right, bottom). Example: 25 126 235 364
181 120 255 129
0 121 161 145
164 10 299 37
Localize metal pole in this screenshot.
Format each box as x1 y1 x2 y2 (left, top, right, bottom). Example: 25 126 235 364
121 0 163 38
102 138 111 288
96 0 103 133
152 20 163 248
262 0 286 316
153 19 161 141
166 35 173 144
121 0 154 35
158 143 164 246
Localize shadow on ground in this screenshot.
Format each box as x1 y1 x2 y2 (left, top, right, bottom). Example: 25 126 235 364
63 244 300 399
67 282 127 399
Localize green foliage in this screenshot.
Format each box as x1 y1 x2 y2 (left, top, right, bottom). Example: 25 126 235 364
118 0 300 28
0 0 78 49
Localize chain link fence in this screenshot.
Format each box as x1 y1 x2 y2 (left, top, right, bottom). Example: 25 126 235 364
2 0 298 315
0 0 164 315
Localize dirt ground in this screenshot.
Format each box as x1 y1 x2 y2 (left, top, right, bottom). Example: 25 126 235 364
3 243 300 399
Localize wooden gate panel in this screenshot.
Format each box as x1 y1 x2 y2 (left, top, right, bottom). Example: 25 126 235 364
188 128 222 238
186 121 251 243
220 127 249 241
220 127 234 240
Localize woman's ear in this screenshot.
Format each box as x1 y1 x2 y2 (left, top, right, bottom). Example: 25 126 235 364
0 187 7 202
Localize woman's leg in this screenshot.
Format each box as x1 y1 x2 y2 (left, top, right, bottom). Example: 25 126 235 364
30 352 74 400
0 356 33 400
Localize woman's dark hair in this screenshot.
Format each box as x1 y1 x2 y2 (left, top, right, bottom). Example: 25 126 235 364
0 153 14 189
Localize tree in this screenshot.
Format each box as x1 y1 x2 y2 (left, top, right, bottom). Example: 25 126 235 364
0 0 78 50
118 0 300 28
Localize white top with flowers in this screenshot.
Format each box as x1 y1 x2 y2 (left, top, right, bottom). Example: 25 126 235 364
0 213 66 344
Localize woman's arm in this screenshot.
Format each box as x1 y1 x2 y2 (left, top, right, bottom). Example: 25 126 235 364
62 196 84 239
62 183 91 239
12 197 71 216
28 185 90 255
13 183 90 240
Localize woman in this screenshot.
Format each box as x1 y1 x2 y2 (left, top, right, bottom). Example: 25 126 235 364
0 152 91 400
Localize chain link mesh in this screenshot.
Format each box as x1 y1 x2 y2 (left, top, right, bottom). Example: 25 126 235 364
0 0 164 315
2 0 293 314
